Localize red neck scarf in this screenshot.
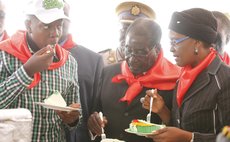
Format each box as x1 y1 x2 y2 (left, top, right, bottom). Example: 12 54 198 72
177 48 216 107
60 34 76 50
112 50 180 104
0 30 69 89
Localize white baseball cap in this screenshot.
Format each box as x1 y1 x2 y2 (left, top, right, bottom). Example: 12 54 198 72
24 0 69 24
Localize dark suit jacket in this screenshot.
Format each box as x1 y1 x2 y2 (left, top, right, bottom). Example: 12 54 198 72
66 45 104 142
93 62 174 142
171 57 230 142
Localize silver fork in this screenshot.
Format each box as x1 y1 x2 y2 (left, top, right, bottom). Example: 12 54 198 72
99 112 106 140
50 44 58 59
146 89 154 123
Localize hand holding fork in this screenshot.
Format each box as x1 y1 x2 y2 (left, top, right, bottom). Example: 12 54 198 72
99 112 106 140
146 89 154 123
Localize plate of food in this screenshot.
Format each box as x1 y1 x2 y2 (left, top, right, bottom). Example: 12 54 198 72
125 119 165 137
35 91 80 112
35 102 80 112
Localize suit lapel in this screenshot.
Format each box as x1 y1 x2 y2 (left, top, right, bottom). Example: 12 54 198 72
181 70 210 106
180 57 222 106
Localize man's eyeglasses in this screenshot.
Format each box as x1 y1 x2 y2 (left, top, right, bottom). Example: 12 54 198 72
125 45 156 59
170 36 189 48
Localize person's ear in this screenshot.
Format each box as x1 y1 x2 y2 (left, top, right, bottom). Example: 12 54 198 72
194 40 203 48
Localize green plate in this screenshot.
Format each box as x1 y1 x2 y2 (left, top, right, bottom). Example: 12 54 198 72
124 124 165 137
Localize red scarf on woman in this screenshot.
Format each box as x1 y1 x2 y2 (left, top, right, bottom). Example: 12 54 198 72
0 30 69 89
112 50 180 104
61 34 76 50
177 48 216 107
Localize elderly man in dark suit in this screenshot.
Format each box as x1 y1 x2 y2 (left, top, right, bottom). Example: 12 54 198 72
88 18 180 142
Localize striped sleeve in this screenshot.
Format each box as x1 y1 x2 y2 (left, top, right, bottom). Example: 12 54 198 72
0 63 33 108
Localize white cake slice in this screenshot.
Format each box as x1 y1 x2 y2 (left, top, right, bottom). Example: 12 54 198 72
44 91 67 107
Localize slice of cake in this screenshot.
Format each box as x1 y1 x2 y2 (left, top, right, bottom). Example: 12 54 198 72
44 91 67 107
129 119 164 133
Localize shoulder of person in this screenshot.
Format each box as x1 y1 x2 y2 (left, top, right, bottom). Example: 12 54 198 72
103 62 121 74
70 44 102 59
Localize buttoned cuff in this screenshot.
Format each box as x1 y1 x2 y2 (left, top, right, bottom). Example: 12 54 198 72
15 66 33 87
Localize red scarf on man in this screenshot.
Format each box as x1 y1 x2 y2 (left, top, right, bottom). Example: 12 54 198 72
177 48 216 107
61 34 76 50
112 50 180 104
0 30 69 89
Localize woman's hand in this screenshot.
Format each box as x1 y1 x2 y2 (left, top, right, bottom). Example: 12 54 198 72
146 127 192 142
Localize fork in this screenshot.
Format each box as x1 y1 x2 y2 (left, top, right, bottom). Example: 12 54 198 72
99 112 106 140
146 89 154 123
50 44 58 59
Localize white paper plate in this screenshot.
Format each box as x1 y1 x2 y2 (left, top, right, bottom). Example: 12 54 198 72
35 102 81 112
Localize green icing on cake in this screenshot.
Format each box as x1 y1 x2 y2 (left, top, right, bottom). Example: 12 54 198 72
129 119 164 133
135 125 162 133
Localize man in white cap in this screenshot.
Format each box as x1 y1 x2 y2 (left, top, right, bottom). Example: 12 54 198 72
0 0 81 141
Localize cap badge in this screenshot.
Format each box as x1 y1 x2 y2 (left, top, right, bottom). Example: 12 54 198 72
131 5 141 16
43 0 64 10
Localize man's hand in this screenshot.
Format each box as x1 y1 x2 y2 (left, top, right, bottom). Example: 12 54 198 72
23 45 54 77
87 112 108 136
55 103 81 125
141 89 165 114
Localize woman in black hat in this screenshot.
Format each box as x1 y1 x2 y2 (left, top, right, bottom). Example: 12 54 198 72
142 8 230 142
